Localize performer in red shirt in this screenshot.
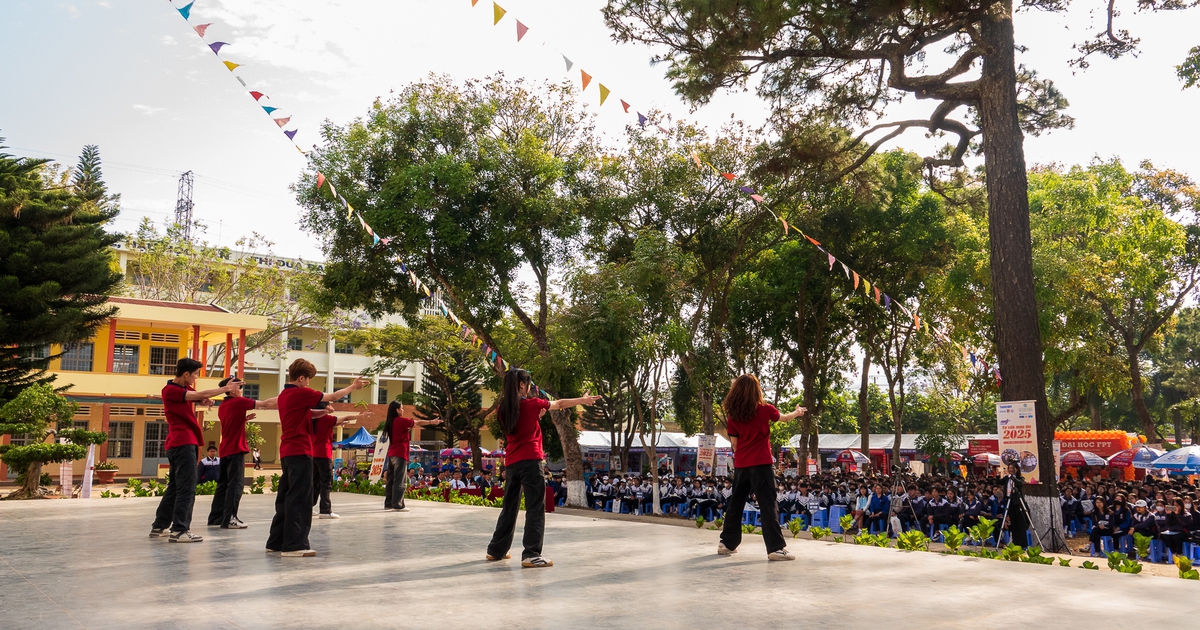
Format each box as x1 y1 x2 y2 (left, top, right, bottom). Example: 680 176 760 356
485 369 600 568
311 408 367 519
382 401 441 512
150 358 237 543
206 378 277 529
265 358 366 557
717 374 806 561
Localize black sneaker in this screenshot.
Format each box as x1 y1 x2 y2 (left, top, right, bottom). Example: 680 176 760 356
521 556 553 568
168 530 203 543
149 528 169 538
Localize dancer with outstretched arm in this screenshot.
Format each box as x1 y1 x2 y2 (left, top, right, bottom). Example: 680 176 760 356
717 374 807 561
485 369 600 568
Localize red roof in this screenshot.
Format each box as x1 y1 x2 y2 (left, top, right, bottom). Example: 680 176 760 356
107 297 227 313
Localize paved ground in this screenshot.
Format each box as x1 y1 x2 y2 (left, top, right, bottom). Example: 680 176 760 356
0 493 1191 629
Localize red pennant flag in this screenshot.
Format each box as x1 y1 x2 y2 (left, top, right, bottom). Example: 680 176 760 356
194 23 212 37
516 20 529 41
853 272 859 290
874 286 881 303
580 70 592 91
805 234 822 247
620 100 630 113
722 173 736 180
316 172 326 190
250 91 267 101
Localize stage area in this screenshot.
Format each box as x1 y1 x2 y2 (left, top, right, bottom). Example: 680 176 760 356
0 493 1189 628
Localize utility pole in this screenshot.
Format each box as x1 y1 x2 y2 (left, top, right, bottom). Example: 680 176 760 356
174 170 195 240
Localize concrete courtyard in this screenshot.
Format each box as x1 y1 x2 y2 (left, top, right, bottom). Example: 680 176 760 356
0 492 1192 629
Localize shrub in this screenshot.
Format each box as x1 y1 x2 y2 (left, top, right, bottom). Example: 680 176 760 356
1080 560 1100 570
967 517 996 546
978 548 1000 560
1175 556 1200 580
839 514 855 533
897 530 930 551
1022 546 1053 565
696 516 707 529
94 461 120 471
1000 543 1026 562
248 476 266 495
868 533 891 548
1132 533 1153 561
942 526 965 553
713 517 724 530
1058 557 1072 567
741 523 759 535
270 474 280 493
195 481 218 495
786 518 804 538
809 526 832 541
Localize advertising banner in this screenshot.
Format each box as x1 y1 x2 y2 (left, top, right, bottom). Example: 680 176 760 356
368 431 390 483
696 435 716 476
80 444 95 499
715 453 729 477
997 400 1040 484
967 439 1000 456
1056 437 1125 457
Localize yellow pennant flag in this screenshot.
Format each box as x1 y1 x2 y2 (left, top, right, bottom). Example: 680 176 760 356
863 279 871 296
346 202 354 219
599 84 611 106
924 320 930 335
493 2 506 24
223 60 240 72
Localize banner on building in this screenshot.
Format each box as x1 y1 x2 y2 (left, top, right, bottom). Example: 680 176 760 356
967 439 1000 456
696 435 716 476
997 400 1040 484
1056 436 1125 457
368 431 390 483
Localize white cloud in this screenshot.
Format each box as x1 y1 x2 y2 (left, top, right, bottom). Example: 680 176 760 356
132 104 166 116
160 35 177 46
96 1 110 8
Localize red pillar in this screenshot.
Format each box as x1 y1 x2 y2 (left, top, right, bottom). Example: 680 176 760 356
225 333 233 378
200 341 209 376
191 325 201 360
106 320 117 373
237 329 246 379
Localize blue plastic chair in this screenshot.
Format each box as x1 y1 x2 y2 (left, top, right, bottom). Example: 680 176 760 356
811 509 829 529
1118 535 1134 555
829 505 848 531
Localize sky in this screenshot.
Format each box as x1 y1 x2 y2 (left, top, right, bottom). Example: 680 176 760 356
2 0 1199 262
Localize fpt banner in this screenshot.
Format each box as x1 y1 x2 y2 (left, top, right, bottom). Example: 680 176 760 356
368 431 390 483
697 435 716 476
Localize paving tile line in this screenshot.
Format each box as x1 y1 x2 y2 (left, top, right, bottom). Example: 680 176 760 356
0 502 248 630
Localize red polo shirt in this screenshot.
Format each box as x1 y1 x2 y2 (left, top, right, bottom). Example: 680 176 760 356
726 403 778 468
278 384 323 458
311 414 338 460
162 381 204 450
217 396 256 458
505 397 550 466
387 416 415 458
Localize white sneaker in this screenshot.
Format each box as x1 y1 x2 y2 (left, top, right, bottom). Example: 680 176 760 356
168 530 203 543
767 549 796 561
281 549 317 557
717 543 737 555
318 513 339 519
149 528 169 538
521 556 553 568
393 507 410 512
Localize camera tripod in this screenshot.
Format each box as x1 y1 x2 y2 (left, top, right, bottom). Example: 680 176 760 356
996 479 1072 555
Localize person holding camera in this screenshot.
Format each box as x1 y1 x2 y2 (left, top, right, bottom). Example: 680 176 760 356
1001 462 1030 548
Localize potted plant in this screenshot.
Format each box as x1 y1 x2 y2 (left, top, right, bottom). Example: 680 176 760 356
94 461 119 484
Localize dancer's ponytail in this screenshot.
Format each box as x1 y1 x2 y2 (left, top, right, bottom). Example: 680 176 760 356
498 369 531 435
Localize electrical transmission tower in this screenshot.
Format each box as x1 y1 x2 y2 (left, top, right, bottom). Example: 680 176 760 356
174 170 195 240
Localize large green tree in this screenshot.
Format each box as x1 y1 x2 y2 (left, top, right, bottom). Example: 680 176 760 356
0 141 121 402
298 76 598 505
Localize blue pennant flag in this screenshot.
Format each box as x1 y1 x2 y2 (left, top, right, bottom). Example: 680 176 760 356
637 112 647 128
177 1 194 20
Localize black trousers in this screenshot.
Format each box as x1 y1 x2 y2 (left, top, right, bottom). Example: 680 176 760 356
312 457 333 514
207 452 245 526
486 459 546 560
719 464 786 554
384 456 408 509
152 445 198 533
267 456 313 552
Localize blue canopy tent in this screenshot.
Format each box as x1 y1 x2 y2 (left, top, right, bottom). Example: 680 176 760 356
332 427 376 449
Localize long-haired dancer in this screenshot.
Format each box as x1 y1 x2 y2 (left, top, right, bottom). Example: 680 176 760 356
717 374 806 561
485 369 600 568
382 401 441 512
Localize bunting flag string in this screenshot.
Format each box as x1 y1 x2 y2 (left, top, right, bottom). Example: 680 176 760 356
467 0 999 382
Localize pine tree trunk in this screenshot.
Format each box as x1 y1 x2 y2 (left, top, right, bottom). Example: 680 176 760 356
1089 389 1102 430
858 350 872 462
701 389 715 436
1127 346 1156 439
979 0 1062 549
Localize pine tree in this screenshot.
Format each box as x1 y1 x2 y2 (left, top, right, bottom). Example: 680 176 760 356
0 137 122 402
414 348 488 470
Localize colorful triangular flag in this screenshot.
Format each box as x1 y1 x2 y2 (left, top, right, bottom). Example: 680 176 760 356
722 173 736 180
840 261 850 279
250 91 267 101
620 100 630 113
223 60 240 72
493 2 506 24
580 70 592 91
690 150 702 168
209 42 229 54
284 129 297 141
563 55 573 72
273 117 291 127
828 254 835 271
599 84 610 106
177 1 194 20
637 112 647 127
750 194 764 203
316 172 326 189
804 234 821 247
262 106 278 114
874 286 881 303
194 23 212 37
781 218 789 235
853 272 859 290
884 294 891 310
328 182 337 199
863 279 870 295
516 20 528 41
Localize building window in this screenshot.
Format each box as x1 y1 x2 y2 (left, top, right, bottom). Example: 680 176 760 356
8 433 32 447
143 422 167 459
148 346 179 375
60 343 94 372
334 342 354 355
401 380 415 394
377 387 389 405
25 345 50 359
112 344 140 374
287 337 303 351
242 384 260 400
107 422 133 458
72 420 90 431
